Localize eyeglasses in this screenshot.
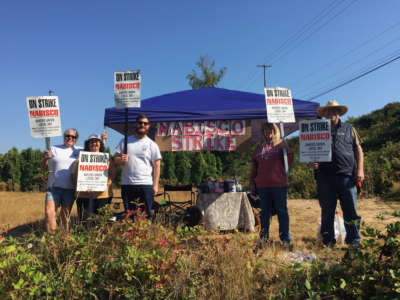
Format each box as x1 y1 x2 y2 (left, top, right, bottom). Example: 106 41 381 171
64 135 77 139
137 121 149 126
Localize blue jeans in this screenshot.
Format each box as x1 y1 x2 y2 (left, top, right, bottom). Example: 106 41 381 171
45 187 75 207
121 185 154 221
317 173 361 245
257 187 290 243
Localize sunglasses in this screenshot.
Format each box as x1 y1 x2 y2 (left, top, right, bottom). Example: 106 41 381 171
64 134 77 139
137 121 149 125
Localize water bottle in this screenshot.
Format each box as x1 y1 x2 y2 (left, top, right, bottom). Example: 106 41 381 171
234 176 238 192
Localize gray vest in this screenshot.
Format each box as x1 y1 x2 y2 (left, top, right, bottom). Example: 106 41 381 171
319 121 355 176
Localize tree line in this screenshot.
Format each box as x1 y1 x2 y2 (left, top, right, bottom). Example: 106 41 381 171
0 148 252 192
1 56 399 199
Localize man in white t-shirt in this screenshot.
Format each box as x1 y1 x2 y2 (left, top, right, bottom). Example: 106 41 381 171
41 128 82 233
114 114 162 221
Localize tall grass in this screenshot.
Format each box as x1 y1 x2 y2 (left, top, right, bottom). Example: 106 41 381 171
1 193 400 299
0 206 321 299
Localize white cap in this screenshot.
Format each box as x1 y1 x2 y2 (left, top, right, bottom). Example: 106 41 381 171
87 133 101 141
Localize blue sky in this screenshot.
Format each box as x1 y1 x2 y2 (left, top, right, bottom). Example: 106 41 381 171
1 0 399 154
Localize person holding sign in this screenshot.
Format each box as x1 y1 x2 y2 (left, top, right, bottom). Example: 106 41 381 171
71 134 115 224
310 100 364 246
41 128 81 233
114 114 162 221
250 123 293 247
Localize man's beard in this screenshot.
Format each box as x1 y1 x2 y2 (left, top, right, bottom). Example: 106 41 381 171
135 127 148 137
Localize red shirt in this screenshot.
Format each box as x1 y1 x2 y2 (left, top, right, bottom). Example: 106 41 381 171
250 140 293 188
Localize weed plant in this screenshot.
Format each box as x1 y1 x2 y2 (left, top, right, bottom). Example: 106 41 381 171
273 220 400 299
1 207 399 299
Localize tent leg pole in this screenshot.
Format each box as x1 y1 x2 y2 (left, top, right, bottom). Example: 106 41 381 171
124 108 128 154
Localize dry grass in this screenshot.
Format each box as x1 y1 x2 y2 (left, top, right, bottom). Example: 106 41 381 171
269 198 400 247
0 191 46 229
1 191 399 243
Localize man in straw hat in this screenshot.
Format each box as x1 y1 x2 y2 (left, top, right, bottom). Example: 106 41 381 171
310 100 364 246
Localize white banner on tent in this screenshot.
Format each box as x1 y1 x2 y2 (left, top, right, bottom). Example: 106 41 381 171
265 87 295 123
156 120 245 151
114 70 141 108
299 119 332 162
157 120 246 136
76 151 109 192
26 96 62 138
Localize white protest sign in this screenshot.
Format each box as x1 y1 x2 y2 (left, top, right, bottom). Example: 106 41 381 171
76 151 109 192
299 119 332 162
114 70 141 108
26 96 62 138
265 87 295 123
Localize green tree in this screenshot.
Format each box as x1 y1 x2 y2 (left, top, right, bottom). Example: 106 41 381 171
1 147 22 190
161 151 177 182
190 152 207 185
175 152 191 183
203 151 218 179
186 55 227 89
215 155 223 178
20 148 45 191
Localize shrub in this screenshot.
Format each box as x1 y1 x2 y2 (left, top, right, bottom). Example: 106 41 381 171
274 219 400 299
1 207 399 299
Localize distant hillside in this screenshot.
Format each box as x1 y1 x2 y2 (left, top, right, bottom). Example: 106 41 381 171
348 102 400 151
343 102 400 199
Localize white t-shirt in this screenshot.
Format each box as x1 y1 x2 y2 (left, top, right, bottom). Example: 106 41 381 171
115 135 162 185
49 144 82 189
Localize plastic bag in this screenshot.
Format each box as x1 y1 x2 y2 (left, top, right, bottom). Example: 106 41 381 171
317 211 346 244
284 251 316 263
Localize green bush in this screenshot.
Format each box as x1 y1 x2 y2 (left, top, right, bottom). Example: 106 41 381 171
0 208 183 299
1 207 399 299
273 219 400 299
364 142 400 199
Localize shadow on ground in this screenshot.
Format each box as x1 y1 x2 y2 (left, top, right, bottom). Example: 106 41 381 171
5 216 81 238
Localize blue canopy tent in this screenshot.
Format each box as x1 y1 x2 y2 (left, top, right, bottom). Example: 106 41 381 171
104 87 319 138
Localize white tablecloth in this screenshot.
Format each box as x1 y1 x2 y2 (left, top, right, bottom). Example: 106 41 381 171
196 192 255 232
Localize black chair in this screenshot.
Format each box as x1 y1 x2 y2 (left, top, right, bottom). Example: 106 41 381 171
163 184 196 214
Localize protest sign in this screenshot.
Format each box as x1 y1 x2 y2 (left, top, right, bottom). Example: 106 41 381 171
299 119 332 162
155 120 249 151
76 151 109 192
26 96 62 138
114 70 141 108
265 87 295 123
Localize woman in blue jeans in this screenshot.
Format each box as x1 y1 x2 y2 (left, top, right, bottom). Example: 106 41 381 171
250 123 293 246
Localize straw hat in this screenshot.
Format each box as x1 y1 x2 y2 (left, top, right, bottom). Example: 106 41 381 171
317 100 348 117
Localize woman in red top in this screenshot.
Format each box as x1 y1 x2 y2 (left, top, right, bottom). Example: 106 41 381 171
250 123 293 246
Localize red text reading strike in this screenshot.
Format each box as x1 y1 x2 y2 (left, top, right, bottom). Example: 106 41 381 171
115 83 140 90
79 165 108 172
267 98 292 105
300 133 331 140
29 110 59 117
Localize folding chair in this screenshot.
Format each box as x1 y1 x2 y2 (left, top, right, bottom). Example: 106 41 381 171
163 184 196 214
